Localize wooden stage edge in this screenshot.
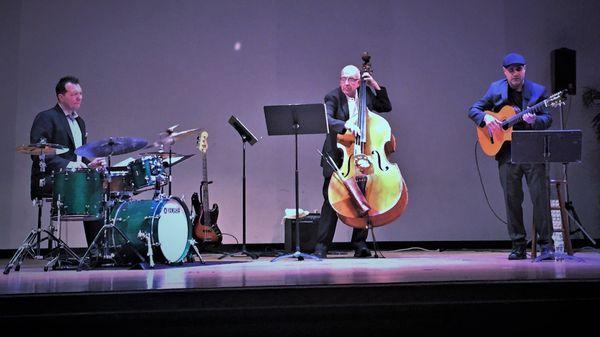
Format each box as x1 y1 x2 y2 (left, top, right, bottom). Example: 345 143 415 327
1 248 600 336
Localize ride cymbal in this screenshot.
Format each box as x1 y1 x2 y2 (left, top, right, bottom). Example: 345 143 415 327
75 137 148 157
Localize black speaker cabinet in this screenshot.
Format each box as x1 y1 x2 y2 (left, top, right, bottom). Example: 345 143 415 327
551 47 576 95
284 213 320 252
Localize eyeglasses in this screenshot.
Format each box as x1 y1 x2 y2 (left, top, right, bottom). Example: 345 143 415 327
340 76 360 84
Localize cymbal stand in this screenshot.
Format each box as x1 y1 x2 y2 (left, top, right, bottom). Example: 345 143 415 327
78 153 145 270
43 195 81 271
4 151 55 273
168 144 173 196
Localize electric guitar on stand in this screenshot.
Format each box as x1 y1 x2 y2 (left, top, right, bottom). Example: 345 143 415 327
192 131 223 247
477 90 567 156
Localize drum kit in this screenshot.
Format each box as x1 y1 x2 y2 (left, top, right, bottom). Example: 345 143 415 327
4 126 201 274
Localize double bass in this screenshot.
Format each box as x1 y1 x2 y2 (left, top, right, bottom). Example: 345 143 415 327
326 53 408 228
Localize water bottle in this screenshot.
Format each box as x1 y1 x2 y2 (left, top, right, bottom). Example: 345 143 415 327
553 231 564 261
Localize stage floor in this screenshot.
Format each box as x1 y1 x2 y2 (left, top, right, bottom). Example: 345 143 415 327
2 248 600 295
3 248 600 336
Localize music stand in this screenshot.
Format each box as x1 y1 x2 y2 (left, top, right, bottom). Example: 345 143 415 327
218 116 259 260
264 103 329 262
511 130 586 262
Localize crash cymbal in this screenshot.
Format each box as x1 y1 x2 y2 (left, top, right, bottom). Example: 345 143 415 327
75 137 148 157
17 143 69 156
146 126 199 148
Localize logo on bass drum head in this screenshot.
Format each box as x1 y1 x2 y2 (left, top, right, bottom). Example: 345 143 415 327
163 207 181 214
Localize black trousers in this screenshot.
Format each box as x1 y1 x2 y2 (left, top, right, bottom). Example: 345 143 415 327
316 176 368 250
498 159 553 249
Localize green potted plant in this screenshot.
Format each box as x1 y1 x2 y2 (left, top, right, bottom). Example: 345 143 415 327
582 87 600 141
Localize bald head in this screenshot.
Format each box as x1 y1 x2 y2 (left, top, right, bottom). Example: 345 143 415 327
341 65 360 78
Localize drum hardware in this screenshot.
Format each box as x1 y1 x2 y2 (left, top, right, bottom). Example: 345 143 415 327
4 140 79 274
145 125 199 196
76 143 147 271
137 231 155 268
189 239 205 264
43 196 81 271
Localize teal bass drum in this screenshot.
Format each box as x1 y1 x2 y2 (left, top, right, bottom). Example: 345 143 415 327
111 197 192 264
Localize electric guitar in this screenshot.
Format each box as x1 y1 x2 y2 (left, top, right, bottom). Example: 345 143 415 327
191 131 223 246
477 90 567 156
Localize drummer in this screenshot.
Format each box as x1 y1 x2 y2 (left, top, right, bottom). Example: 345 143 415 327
30 76 105 247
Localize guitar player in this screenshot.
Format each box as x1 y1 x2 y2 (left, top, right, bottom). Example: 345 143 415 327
468 52 554 260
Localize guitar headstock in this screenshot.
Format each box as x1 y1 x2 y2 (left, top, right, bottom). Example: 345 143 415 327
547 90 568 108
197 131 208 154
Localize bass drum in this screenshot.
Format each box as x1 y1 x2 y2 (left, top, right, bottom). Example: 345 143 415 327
112 197 192 264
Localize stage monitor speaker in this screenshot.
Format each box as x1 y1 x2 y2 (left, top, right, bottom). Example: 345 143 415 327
551 47 576 95
284 213 320 253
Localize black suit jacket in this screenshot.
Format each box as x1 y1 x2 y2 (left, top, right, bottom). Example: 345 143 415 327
30 104 88 199
320 86 392 177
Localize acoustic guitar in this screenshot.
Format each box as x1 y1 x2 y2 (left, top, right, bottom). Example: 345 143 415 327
191 131 223 246
477 90 566 156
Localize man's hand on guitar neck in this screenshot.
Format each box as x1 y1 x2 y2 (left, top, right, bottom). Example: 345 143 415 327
522 112 536 125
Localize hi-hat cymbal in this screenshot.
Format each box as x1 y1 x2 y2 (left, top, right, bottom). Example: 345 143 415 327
146 127 199 148
17 143 69 156
75 137 148 157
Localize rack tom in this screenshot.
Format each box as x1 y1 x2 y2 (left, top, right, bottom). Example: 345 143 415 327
128 155 166 193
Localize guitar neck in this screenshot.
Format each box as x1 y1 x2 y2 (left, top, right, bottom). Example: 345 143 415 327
502 99 549 128
201 153 210 217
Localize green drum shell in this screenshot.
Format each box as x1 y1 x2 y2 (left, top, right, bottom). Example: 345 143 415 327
111 197 192 264
128 156 165 193
52 169 104 221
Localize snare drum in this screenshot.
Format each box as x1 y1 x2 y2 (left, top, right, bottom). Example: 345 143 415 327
52 168 104 221
111 197 192 264
128 156 166 193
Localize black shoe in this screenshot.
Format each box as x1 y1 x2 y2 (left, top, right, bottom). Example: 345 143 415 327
354 247 372 258
539 245 555 261
313 244 327 259
508 248 527 260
